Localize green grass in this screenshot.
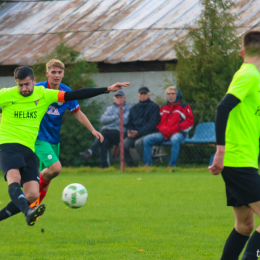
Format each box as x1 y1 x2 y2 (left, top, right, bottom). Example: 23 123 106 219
0 167 258 260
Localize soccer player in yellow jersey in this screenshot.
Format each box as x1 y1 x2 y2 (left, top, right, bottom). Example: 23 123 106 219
209 31 260 260
0 66 129 226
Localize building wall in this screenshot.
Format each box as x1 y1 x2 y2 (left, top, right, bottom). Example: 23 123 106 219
0 76 15 88
91 71 175 107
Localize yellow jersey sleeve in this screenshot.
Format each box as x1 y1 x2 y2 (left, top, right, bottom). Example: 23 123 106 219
227 66 258 102
43 88 60 105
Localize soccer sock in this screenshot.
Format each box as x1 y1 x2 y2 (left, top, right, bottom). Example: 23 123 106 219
0 201 20 221
39 174 50 191
220 228 249 260
241 231 260 260
39 190 47 204
8 183 29 216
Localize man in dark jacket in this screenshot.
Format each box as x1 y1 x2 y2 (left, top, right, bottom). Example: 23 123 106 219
124 86 160 167
143 86 194 171
80 90 131 168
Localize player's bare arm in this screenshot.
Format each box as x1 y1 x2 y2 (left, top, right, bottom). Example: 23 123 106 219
208 145 225 175
74 110 104 143
107 82 130 92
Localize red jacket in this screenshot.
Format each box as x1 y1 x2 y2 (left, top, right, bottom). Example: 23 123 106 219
156 101 194 140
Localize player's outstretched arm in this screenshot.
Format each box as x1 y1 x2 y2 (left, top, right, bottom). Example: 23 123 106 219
74 110 104 143
64 82 130 101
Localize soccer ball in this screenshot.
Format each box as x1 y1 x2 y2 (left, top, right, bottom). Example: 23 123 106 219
62 183 88 208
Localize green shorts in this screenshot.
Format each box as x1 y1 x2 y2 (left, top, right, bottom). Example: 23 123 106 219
35 140 60 171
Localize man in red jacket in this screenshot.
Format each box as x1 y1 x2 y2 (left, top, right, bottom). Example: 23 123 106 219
143 86 194 171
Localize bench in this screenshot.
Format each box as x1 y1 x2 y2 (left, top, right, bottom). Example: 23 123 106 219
153 122 216 164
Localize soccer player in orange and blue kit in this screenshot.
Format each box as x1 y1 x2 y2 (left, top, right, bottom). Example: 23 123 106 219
209 31 260 260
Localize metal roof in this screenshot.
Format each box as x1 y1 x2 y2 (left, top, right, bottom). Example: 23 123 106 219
0 0 259 65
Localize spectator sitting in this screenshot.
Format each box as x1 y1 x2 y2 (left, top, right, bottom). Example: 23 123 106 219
124 86 160 167
143 86 194 171
80 90 131 168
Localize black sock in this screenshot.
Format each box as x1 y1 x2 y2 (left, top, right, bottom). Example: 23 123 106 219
241 231 260 260
0 201 21 221
8 183 29 216
221 228 249 260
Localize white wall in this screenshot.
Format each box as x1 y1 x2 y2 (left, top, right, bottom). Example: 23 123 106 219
90 71 175 107
0 76 16 88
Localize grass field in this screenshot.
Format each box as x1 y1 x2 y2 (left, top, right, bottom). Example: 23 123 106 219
0 166 258 260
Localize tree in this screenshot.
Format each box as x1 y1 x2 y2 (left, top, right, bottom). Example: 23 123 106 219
170 0 242 104
32 40 98 90
32 40 102 167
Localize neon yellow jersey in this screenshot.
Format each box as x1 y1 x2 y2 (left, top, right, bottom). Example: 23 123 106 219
224 63 260 168
0 86 60 152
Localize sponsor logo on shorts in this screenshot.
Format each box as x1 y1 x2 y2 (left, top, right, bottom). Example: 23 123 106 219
48 155 52 160
5 210 11 216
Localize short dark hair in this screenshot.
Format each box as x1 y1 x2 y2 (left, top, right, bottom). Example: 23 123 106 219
14 66 34 80
243 31 260 57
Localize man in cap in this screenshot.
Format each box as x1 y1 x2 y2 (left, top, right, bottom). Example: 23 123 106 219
80 90 131 168
124 86 160 167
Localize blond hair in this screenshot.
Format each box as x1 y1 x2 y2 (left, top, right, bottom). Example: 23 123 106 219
46 59 65 71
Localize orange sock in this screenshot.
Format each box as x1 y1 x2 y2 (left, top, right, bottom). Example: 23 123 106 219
29 197 40 208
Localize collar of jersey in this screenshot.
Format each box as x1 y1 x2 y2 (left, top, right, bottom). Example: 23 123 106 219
47 81 60 90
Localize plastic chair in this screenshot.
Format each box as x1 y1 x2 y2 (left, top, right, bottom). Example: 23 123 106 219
185 122 216 144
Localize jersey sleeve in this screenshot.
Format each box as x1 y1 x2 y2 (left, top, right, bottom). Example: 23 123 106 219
0 87 16 107
68 100 80 113
227 72 257 102
43 88 60 105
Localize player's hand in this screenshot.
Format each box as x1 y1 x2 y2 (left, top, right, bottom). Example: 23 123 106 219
92 130 104 143
107 82 130 92
208 152 224 175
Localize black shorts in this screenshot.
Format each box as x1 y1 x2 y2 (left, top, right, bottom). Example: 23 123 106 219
221 167 260 207
0 143 39 186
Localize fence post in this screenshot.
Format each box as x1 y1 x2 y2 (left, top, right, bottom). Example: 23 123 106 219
119 101 124 172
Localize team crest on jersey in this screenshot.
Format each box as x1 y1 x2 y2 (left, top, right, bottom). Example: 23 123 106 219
34 100 39 106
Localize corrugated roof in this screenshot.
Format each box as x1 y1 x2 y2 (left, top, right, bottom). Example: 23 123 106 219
0 0 258 65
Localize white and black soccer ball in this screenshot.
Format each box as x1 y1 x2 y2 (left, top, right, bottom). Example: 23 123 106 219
62 183 88 208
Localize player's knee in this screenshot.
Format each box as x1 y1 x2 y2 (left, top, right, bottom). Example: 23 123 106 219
51 162 62 177
26 191 39 204
236 222 254 236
